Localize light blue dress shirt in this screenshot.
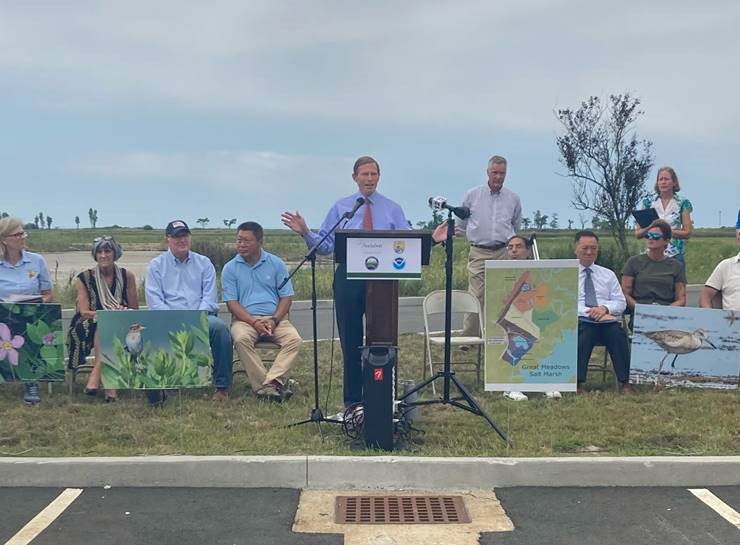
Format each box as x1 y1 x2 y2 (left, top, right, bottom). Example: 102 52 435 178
577 263 626 318
304 191 410 255
145 249 219 313
221 250 294 316
459 185 522 245
0 250 52 298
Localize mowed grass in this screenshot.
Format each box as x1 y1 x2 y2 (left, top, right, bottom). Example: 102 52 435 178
1 334 737 457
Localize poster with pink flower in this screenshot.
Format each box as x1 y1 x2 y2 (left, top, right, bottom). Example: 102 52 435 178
0 303 64 382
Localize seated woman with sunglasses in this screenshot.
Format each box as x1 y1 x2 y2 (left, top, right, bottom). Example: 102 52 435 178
0 217 53 405
621 220 687 310
67 236 138 401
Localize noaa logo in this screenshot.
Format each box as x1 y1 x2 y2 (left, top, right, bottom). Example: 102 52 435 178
392 257 406 270
393 240 405 254
365 256 379 270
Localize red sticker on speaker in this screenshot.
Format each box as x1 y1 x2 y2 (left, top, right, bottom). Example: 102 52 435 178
373 368 383 381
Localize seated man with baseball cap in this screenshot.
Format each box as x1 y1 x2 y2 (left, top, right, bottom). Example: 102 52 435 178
145 220 233 403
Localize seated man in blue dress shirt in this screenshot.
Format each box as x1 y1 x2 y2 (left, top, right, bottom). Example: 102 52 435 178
222 221 302 402
574 230 633 393
145 220 233 403
281 156 410 415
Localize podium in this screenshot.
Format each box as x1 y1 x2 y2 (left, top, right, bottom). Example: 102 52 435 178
335 229 432 449
334 229 432 344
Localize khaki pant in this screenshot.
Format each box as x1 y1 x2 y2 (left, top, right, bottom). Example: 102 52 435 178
231 318 302 392
463 245 508 336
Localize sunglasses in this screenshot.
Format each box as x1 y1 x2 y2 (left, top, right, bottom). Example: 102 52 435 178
643 232 664 240
94 236 114 243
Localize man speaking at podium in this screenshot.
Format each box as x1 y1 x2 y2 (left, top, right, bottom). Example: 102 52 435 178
281 156 410 413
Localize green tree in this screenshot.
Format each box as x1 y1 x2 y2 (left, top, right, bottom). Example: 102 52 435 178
415 209 443 230
196 217 210 229
74 215 80 229
556 93 654 262
549 213 559 229
222 218 237 228
521 217 531 230
45 215 52 229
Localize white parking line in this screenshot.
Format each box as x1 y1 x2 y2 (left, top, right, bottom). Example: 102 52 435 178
688 488 740 530
4 488 83 545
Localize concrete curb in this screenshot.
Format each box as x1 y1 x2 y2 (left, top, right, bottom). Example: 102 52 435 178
2 455 738 489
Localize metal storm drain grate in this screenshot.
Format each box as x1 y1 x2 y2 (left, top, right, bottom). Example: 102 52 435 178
335 495 471 524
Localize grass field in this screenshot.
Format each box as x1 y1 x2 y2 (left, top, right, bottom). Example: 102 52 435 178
1 334 737 457
32 227 738 306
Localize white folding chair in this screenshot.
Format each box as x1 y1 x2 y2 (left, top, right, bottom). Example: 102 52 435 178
422 290 485 394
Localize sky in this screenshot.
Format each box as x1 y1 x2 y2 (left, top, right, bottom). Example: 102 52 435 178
2 1 739 230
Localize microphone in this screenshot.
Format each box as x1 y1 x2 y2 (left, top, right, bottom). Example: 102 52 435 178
344 197 365 219
428 196 470 220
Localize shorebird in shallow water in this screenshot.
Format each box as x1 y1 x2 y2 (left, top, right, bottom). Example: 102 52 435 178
642 328 717 375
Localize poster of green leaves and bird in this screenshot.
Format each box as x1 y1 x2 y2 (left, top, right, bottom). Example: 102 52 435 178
97 309 213 389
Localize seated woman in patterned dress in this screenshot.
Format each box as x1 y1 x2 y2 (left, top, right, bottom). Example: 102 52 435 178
67 236 138 401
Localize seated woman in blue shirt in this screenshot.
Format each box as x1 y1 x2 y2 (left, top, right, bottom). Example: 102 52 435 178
0 217 53 405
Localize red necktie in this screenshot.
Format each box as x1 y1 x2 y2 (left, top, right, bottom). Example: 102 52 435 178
363 199 373 231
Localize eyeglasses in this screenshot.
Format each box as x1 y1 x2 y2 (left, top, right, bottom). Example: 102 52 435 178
5 231 27 239
643 232 664 240
94 236 114 243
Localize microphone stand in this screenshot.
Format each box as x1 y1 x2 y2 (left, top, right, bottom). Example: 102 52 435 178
398 209 512 446
284 204 363 438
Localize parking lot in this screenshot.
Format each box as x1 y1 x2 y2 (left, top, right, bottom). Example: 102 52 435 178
2 485 738 545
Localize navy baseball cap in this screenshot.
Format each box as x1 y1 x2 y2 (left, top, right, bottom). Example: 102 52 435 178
165 220 191 236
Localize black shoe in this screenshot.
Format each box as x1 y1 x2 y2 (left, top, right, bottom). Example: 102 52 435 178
146 389 167 407
84 388 98 397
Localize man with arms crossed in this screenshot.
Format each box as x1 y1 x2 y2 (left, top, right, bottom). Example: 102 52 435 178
222 221 301 402
146 220 233 403
700 210 740 310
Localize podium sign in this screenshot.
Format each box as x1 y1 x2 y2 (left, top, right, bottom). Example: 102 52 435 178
345 237 422 280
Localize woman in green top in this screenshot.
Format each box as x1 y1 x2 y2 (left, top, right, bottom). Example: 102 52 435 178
622 220 687 310
635 166 693 262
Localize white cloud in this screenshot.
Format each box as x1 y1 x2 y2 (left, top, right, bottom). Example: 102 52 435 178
2 1 738 137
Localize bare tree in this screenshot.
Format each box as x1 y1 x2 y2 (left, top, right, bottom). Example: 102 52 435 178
556 93 654 262
567 218 574 230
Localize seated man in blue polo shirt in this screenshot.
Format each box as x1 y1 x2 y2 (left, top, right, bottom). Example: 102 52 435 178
145 219 233 403
222 221 302 402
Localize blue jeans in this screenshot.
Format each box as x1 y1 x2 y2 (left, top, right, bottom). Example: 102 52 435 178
208 315 233 389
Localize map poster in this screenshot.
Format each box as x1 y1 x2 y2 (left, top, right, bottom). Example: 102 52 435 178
484 259 579 392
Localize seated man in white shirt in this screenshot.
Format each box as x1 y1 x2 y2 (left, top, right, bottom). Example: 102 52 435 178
699 214 740 311
574 231 633 394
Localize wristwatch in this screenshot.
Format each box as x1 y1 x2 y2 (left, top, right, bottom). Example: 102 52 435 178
271 315 280 326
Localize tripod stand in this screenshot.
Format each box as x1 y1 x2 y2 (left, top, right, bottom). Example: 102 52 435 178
398 211 512 446
284 199 365 437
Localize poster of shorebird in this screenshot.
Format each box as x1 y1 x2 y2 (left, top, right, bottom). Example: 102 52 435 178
631 304 739 389
97 309 213 389
0 303 64 383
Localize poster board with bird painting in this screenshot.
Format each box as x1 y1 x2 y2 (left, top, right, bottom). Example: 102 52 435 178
0 302 65 383
97 309 213 389
631 304 739 389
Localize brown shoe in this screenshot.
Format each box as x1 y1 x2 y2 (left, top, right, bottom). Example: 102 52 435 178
620 382 635 394
256 382 283 402
212 388 230 401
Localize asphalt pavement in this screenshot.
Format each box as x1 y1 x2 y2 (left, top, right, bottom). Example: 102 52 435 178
2 486 738 545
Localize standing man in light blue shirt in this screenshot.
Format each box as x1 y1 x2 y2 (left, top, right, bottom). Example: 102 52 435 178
145 220 233 403
222 221 301 402
459 155 522 335
281 156 410 412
